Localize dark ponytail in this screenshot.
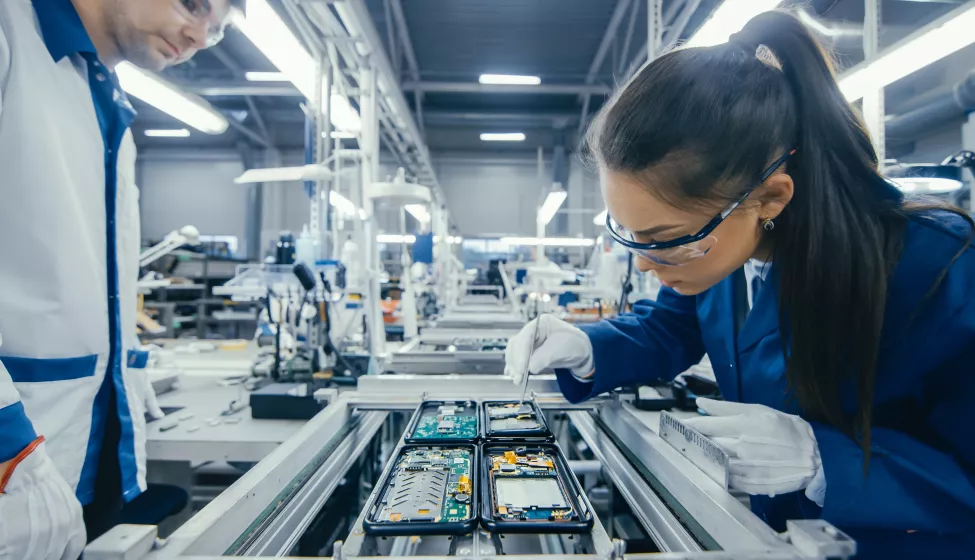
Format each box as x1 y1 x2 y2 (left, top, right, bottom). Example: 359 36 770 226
734 12 904 466
588 10 972 468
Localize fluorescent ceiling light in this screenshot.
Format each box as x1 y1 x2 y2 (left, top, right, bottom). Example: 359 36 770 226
404 204 431 224
245 71 288 82
237 0 361 131
481 132 526 142
244 72 291 82
537 185 568 226
326 131 358 139
144 128 190 138
378 234 416 244
500 237 596 247
839 3 975 101
593 209 607 226
479 74 541 85
434 236 464 244
891 177 963 194
684 0 783 48
233 165 333 184
116 63 228 134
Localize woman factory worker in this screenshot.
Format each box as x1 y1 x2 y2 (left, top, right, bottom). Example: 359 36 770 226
505 11 975 558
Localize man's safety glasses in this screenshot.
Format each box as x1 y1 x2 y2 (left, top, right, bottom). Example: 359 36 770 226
605 149 796 267
177 0 228 47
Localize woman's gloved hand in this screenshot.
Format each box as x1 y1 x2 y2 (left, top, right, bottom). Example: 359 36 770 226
504 315 593 386
682 398 824 502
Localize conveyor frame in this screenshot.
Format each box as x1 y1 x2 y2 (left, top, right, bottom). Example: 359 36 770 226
86 375 855 560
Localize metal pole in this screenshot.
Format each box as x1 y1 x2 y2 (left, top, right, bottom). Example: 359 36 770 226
322 60 335 260
647 0 662 60
862 0 885 165
360 67 386 356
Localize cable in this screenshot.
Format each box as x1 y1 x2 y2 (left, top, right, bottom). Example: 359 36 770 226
618 252 634 313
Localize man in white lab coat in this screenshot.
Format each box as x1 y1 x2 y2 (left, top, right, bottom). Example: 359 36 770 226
0 0 240 557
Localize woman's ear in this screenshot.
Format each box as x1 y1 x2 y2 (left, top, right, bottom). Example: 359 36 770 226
757 173 794 220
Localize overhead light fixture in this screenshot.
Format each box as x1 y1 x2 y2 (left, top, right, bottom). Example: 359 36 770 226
233 165 333 184
683 0 783 48
480 132 526 142
839 3 975 101
245 71 288 82
537 183 568 226
236 0 361 131
404 204 431 224
326 131 358 139
593 209 607 226
479 74 542 85
115 63 228 134
144 128 191 138
891 177 963 194
433 235 464 244
377 234 417 244
500 237 596 247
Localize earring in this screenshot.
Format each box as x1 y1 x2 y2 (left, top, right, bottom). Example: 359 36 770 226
762 218 775 231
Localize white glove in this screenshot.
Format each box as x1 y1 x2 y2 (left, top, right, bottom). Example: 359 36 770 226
134 369 165 421
504 315 593 386
0 440 87 559
682 398 823 501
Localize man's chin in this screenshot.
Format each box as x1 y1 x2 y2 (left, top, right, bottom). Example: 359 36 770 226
120 49 168 72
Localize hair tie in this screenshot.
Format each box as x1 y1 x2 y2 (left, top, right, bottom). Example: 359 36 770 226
729 32 758 53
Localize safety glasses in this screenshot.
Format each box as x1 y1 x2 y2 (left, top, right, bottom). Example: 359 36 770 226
176 0 228 47
606 149 796 267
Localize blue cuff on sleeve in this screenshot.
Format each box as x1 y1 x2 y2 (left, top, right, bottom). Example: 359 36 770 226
0 401 38 462
555 368 600 404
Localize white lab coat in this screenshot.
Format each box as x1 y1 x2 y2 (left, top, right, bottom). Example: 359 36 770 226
0 0 146 517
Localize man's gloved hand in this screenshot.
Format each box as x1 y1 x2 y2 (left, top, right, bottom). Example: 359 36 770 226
682 398 823 501
504 315 593 386
0 440 87 559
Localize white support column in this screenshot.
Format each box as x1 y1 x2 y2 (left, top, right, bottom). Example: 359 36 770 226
862 0 885 164
963 114 975 213
359 67 386 355
647 0 662 60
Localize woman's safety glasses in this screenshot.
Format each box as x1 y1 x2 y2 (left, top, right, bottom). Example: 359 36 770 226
606 149 795 267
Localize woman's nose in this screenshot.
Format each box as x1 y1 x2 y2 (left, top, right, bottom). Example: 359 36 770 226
634 255 657 273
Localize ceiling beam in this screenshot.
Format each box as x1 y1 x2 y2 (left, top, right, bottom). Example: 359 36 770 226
586 0 634 86
402 81 612 95
623 0 699 80
390 0 420 82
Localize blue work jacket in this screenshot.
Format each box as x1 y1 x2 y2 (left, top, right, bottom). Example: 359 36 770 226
557 211 975 558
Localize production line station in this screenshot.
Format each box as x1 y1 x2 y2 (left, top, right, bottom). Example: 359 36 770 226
87 290 854 560
61 0 975 558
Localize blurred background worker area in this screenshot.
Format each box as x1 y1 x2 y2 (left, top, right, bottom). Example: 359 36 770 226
2 1 975 560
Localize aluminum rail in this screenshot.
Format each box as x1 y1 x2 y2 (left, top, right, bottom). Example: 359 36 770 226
137 396 382 558
590 403 799 555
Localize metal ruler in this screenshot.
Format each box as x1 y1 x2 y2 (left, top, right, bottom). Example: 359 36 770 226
658 411 730 489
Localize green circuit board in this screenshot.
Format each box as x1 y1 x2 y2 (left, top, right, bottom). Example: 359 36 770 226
373 447 474 525
413 415 479 440
409 401 479 441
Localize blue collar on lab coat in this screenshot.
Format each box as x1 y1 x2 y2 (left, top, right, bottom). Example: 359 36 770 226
32 0 98 61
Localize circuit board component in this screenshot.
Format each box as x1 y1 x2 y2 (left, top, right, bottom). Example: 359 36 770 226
409 401 479 441
486 402 542 433
488 447 577 523
372 447 474 527
422 337 508 352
